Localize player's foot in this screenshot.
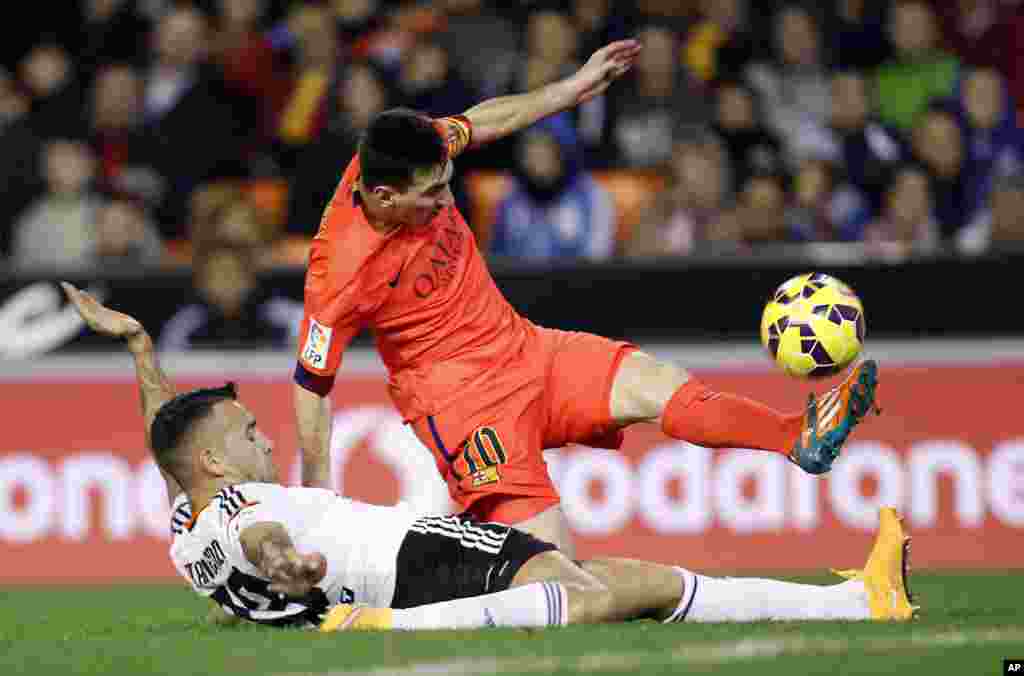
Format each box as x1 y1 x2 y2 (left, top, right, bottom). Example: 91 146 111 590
832 507 918 621
788 359 881 474
319 604 394 632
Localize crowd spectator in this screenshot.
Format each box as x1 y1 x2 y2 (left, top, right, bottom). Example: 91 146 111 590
571 0 631 60
954 66 1024 222
796 70 905 214
188 179 279 253
0 67 40 255
744 5 832 166
4 0 1024 272
18 42 85 139
709 79 785 191
92 195 165 267
394 34 475 117
735 170 790 245
607 22 709 168
828 0 891 71
490 114 616 262
12 139 104 271
910 103 970 238
433 0 521 100
74 0 153 79
627 135 736 258
87 63 165 210
159 239 301 351
210 0 290 154
274 3 343 163
684 0 756 85
785 157 872 242
930 0 1015 72
957 171 1024 254
286 60 392 235
874 0 960 133
864 164 941 258
139 5 248 235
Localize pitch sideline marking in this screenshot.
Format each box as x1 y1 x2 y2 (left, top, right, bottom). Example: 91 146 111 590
283 626 1024 676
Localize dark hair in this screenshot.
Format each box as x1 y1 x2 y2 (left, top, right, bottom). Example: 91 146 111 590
358 108 447 190
150 383 238 481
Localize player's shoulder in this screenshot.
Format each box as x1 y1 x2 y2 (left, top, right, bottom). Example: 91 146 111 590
217 482 282 504
223 482 338 506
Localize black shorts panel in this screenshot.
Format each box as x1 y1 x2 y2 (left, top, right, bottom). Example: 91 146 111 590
390 514 558 609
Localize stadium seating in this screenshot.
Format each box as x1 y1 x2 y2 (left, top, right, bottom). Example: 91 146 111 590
164 170 668 266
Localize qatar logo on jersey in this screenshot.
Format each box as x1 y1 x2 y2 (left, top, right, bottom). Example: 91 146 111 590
301 319 333 369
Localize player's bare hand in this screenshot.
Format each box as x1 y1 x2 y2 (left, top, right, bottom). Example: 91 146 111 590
568 39 642 104
61 282 144 340
265 549 327 598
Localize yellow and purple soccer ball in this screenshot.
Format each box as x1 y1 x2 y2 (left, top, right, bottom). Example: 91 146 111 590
760 272 866 378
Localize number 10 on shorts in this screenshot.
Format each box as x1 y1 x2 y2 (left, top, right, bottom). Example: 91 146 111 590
454 427 506 487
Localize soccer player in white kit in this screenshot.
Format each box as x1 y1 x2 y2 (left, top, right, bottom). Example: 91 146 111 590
64 283 918 632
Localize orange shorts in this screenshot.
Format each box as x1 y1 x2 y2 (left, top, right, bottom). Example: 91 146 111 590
410 327 637 524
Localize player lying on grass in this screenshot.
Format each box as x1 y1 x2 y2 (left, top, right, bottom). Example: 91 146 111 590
64 283 915 631
290 37 882 559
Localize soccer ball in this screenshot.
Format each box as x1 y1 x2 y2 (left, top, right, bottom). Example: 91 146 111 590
760 272 866 378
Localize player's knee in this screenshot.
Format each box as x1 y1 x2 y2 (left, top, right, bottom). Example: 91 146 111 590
611 351 691 424
580 584 616 624
566 579 615 624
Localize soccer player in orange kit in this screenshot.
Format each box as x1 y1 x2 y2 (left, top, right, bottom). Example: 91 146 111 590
292 39 881 557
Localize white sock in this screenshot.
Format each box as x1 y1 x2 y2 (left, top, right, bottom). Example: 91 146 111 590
663 567 870 622
392 582 568 631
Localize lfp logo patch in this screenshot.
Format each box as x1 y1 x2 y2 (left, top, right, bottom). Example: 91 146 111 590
301 319 333 369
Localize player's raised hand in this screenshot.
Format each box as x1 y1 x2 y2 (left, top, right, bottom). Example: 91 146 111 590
265 548 328 598
568 39 642 105
61 282 144 340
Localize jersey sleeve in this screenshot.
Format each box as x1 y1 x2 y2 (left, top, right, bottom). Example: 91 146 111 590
433 115 473 159
296 230 367 381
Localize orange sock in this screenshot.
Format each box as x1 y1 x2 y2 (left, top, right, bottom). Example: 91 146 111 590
661 379 803 454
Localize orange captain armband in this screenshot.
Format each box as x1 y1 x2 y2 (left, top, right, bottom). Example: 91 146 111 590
434 115 473 159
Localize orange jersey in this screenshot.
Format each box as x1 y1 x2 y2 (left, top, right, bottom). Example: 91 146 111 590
296 120 533 422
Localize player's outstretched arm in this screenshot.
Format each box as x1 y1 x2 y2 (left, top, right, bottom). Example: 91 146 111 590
239 522 327 598
61 282 183 505
294 382 333 489
461 39 641 148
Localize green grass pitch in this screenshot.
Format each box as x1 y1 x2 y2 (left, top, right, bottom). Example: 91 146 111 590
2 572 1021 676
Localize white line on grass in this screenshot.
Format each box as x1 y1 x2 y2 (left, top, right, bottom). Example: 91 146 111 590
284 626 1024 676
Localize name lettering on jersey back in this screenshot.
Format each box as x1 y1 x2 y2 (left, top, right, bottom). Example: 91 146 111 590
184 539 227 587
413 212 465 299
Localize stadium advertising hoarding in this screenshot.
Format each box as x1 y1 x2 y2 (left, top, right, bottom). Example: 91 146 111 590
1 343 1022 582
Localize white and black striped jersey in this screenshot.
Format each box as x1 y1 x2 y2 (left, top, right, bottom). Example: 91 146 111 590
168 483 417 627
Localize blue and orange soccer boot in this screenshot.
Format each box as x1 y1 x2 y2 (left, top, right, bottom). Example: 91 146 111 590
833 507 918 620
789 359 881 475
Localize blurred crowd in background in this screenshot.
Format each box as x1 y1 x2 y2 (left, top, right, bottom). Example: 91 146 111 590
3 0 1024 286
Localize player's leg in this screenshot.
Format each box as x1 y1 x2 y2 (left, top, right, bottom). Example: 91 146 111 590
513 555 872 623
488 500 576 560
322 508 916 632
517 507 916 623
609 349 881 474
576 558 872 622
512 550 674 622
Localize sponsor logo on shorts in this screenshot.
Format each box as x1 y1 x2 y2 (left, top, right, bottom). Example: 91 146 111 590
470 465 501 488
301 319 332 369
